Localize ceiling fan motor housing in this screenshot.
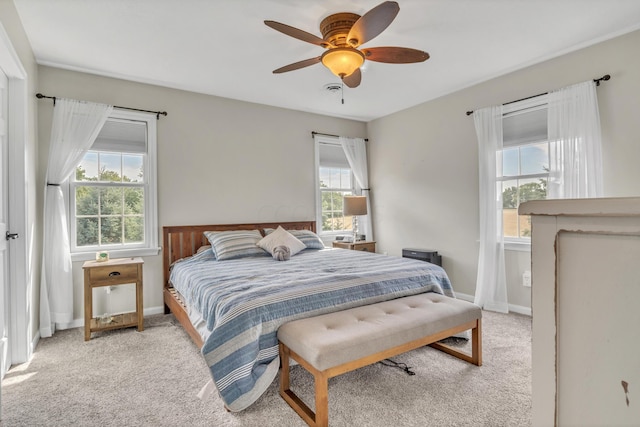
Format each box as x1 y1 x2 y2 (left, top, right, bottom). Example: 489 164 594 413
320 13 360 47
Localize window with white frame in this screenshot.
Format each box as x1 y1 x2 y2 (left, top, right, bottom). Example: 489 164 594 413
501 96 549 244
69 109 158 258
315 136 354 235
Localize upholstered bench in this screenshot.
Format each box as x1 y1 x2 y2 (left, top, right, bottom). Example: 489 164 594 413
277 292 482 427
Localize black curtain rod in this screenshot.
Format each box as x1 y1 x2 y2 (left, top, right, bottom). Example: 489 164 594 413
35 93 168 120
465 74 611 116
311 131 368 142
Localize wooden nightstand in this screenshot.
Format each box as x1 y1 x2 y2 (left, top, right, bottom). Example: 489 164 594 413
83 257 144 341
332 240 376 253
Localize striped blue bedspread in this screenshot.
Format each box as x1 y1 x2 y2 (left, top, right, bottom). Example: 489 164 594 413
169 248 455 411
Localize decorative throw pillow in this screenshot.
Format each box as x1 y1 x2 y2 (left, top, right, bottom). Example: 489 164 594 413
204 230 267 261
272 245 291 261
263 228 325 249
257 226 306 257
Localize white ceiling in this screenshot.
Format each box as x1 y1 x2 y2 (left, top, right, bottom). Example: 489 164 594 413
13 0 640 122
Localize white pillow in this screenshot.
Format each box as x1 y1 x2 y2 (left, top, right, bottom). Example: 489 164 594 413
256 226 306 257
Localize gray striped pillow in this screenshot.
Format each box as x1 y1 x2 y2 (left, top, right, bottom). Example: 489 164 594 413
263 228 325 250
204 230 267 261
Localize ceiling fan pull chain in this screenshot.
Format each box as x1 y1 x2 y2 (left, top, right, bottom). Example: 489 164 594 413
341 81 345 105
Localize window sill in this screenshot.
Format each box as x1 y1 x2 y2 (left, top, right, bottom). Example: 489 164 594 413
71 247 161 262
504 241 531 252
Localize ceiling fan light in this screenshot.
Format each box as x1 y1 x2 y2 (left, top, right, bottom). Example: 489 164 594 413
321 47 365 78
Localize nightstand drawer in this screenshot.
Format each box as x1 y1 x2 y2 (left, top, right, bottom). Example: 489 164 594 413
355 242 375 252
332 241 376 252
89 263 139 285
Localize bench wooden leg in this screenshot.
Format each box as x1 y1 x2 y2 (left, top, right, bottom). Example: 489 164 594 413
429 319 482 366
279 342 291 393
280 342 322 426
314 371 329 427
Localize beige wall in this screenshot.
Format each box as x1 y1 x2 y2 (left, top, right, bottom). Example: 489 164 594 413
0 1 40 350
36 66 367 321
367 29 640 308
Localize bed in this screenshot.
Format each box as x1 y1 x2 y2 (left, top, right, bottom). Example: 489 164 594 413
162 221 457 412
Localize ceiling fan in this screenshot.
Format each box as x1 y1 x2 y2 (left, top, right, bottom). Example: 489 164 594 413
265 1 429 88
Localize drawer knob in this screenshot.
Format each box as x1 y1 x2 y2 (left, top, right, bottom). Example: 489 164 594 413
109 271 121 277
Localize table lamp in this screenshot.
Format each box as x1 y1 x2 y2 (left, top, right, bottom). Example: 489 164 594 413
343 195 367 242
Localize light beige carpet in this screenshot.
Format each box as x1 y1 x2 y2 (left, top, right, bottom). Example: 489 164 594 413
1 310 531 426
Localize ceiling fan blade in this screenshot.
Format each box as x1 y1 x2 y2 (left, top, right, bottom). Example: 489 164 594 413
273 56 322 74
343 68 362 88
362 47 430 63
347 1 400 47
264 20 329 48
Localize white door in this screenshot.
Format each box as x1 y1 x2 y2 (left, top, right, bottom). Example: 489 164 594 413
0 68 9 412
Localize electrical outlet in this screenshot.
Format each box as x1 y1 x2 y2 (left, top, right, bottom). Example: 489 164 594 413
522 270 532 287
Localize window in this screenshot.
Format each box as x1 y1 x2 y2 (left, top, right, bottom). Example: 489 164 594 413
501 97 549 246
69 109 158 259
314 136 354 235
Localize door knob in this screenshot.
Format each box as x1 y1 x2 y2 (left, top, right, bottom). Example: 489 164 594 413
5 231 19 240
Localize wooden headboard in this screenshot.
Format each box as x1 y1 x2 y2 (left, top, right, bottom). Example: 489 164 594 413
162 220 316 289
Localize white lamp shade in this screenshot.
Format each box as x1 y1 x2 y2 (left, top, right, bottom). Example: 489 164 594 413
343 195 367 216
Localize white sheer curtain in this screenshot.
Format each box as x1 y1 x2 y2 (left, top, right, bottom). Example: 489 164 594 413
340 137 373 241
40 99 113 337
547 81 603 199
473 106 509 313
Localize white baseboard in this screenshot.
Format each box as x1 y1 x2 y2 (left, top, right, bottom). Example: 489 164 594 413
507 303 532 316
456 292 531 316
455 292 475 303
56 305 166 330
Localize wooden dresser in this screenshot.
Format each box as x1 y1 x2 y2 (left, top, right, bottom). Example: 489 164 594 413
520 197 640 426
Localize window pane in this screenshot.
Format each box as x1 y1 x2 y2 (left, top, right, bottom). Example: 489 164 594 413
517 178 546 238
520 143 549 175
124 216 144 243
502 179 518 209
518 177 547 203
340 169 351 189
502 179 518 238
124 188 144 215
503 147 519 177
101 217 123 244
329 168 340 188
333 191 343 212
77 152 98 181
123 154 144 182
76 186 99 215
100 187 123 215
321 191 332 212
322 213 331 231
519 215 533 238
319 167 331 188
99 153 122 182
321 190 352 232
77 218 99 246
